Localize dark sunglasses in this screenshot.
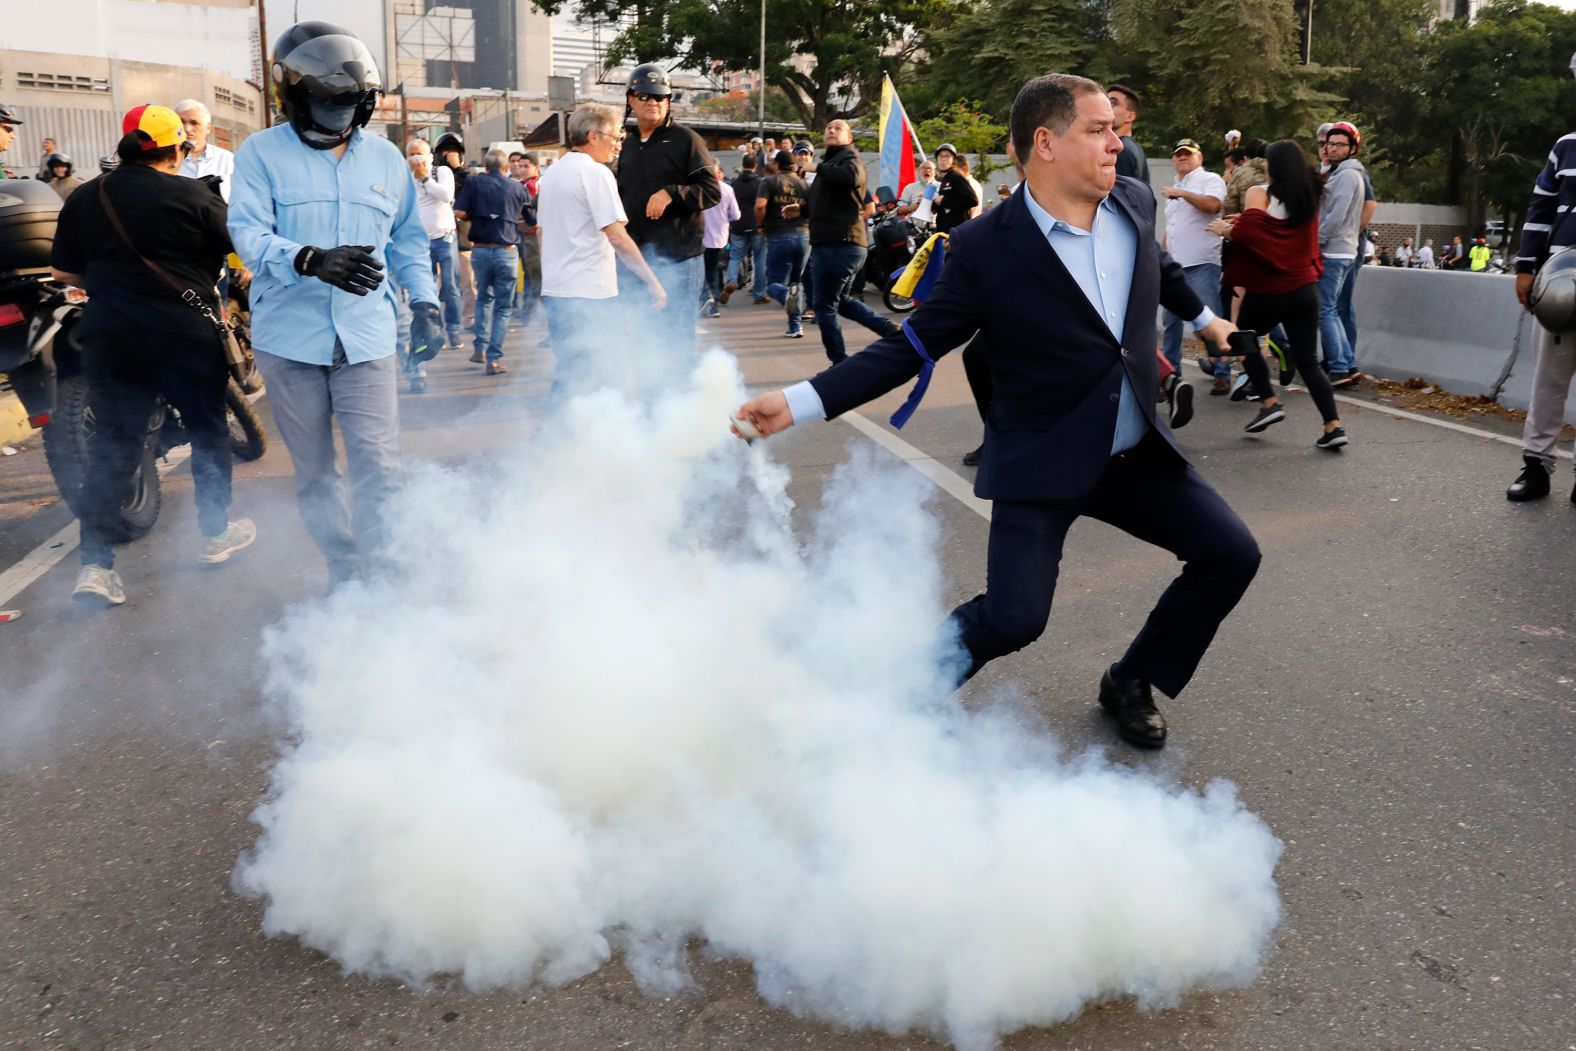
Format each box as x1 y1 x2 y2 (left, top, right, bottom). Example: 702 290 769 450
629 92 668 104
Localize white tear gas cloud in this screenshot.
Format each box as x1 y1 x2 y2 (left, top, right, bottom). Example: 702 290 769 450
235 350 1283 1049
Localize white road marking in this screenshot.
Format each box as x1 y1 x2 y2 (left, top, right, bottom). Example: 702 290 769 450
841 392 1573 527
1332 393 1573 459
841 411 993 521
0 380 263 609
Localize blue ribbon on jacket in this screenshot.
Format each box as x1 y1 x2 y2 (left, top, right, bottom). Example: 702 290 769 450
889 318 935 429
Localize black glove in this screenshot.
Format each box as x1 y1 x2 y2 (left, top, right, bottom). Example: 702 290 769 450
409 301 444 364
295 245 384 295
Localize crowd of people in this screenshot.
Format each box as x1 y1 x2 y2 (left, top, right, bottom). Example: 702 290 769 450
7 19 1572 643
1376 232 1498 271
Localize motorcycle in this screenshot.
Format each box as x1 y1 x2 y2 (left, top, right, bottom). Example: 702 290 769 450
0 180 266 542
867 208 922 313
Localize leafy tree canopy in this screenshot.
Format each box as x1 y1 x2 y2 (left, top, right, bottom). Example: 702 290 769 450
531 0 934 130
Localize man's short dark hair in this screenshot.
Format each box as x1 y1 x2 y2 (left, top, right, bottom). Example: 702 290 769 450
1010 74 1106 160
509 151 525 161
1224 147 1247 165
1107 84 1140 113
741 154 756 170
1245 137 1268 159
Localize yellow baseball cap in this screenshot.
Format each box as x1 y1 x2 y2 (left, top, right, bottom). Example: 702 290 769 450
1172 138 1202 155
122 104 187 150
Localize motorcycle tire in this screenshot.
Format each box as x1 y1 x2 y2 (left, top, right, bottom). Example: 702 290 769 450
225 379 267 463
42 372 162 544
883 286 916 313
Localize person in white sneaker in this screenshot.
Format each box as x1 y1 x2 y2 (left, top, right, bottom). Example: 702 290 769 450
50 104 256 607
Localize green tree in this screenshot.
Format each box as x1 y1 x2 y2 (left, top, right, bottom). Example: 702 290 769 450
914 101 1010 178
1420 0 1576 227
1107 0 1338 152
695 88 800 125
531 0 940 130
909 0 1107 120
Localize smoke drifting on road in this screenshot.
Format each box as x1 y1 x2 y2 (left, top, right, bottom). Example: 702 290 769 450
235 350 1282 1049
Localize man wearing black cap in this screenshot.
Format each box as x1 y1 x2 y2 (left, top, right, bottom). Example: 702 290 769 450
616 62 721 357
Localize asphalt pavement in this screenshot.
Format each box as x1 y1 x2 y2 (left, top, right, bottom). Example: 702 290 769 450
2 291 1574 1051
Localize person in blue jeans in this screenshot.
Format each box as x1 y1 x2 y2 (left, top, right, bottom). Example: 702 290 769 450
1314 121 1367 385
722 153 768 303
1163 262 1225 379
804 119 899 362
454 147 528 375
406 139 464 349
754 150 812 337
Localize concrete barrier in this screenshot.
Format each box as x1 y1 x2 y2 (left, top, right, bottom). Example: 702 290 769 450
1350 267 1524 397
1491 325 1576 424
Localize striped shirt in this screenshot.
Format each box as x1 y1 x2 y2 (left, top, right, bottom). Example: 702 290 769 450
1515 131 1576 274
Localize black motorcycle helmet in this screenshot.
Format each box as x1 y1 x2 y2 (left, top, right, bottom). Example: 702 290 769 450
434 132 464 163
271 21 381 151
626 63 672 98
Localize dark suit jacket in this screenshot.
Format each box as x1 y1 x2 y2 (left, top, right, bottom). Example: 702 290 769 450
808 175 1206 503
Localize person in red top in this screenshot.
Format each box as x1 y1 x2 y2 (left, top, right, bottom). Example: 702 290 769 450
1209 139 1347 450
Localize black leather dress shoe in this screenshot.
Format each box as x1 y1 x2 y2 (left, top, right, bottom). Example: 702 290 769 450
1098 667 1167 749
1507 455 1551 502
962 445 983 467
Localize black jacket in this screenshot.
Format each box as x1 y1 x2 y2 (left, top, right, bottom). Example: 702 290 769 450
616 118 720 260
933 169 978 233
806 144 868 246
730 171 761 235
808 177 1205 502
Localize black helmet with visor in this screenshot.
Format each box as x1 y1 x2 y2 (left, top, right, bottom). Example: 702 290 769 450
272 21 382 150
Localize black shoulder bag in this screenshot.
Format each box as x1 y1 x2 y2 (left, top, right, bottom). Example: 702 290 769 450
97 176 256 389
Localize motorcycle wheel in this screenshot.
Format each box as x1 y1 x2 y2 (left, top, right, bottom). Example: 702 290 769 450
42 372 162 543
883 286 916 313
225 379 267 462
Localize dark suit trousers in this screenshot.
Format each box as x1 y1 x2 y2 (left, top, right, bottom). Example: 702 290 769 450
949 433 1260 698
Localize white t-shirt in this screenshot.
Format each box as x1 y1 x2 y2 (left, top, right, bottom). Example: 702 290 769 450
179 143 236 202
1164 166 1228 268
413 164 456 239
539 150 628 300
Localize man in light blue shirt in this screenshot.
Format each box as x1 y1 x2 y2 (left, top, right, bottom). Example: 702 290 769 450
736 74 1258 752
229 21 441 586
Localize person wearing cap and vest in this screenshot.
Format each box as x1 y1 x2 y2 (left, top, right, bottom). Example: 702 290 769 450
50 104 255 607
615 62 721 362
1469 237 1492 272
229 20 442 588
1506 52 1576 503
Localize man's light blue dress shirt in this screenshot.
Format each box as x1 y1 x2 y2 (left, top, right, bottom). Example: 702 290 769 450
228 126 438 366
782 184 1216 454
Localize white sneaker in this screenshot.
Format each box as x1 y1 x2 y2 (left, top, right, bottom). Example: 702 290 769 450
198 518 257 564
73 565 127 607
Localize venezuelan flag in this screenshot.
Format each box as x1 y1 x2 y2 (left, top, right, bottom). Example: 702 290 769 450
878 75 924 198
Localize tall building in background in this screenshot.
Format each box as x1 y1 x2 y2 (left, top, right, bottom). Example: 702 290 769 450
0 0 263 171
386 1 552 95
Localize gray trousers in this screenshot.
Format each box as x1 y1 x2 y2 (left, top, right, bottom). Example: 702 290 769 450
1522 322 1576 468
256 345 402 570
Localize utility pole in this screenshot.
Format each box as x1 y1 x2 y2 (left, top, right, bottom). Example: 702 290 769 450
257 0 271 126
1305 0 1314 64
758 0 766 138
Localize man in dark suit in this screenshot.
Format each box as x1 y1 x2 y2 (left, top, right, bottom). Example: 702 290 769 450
733 74 1260 749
